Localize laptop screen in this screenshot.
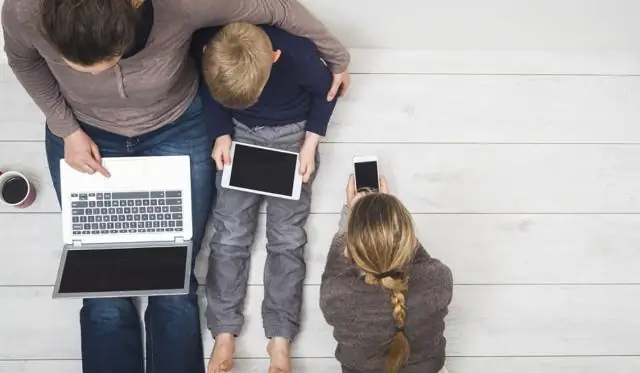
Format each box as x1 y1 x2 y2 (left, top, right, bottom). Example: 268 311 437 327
58 246 188 294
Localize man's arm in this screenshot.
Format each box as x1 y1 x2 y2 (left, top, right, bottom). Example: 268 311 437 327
2 4 80 138
292 39 339 137
187 0 350 73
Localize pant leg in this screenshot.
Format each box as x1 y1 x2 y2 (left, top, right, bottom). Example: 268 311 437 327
137 95 214 373
205 171 262 337
79 298 145 373
255 121 317 340
205 121 268 337
45 126 144 373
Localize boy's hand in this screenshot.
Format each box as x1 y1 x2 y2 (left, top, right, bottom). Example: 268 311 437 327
299 133 321 183
211 135 232 171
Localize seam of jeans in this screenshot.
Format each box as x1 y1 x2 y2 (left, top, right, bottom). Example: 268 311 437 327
147 306 155 372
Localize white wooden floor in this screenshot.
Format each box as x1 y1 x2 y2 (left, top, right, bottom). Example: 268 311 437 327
2 50 640 373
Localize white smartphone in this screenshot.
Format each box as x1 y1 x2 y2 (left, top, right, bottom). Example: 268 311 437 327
221 142 302 200
353 155 379 192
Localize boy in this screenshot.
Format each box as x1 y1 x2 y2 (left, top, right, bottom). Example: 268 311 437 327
190 22 339 373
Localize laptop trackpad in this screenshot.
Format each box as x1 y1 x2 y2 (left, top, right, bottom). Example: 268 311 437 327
58 246 189 296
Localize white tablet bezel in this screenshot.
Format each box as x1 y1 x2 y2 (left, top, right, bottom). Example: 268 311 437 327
221 141 302 200
353 155 379 191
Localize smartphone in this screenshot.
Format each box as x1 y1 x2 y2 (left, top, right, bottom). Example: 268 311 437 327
353 156 379 192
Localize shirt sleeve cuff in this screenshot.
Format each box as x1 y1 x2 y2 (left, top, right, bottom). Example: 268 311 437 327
305 118 329 137
337 204 350 234
326 50 351 74
212 127 234 140
47 120 81 139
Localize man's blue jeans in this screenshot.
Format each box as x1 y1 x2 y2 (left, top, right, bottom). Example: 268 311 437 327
45 95 214 373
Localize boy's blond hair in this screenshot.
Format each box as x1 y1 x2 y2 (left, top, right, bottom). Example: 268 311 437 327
202 22 274 109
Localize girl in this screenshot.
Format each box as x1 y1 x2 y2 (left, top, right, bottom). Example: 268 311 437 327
320 175 453 373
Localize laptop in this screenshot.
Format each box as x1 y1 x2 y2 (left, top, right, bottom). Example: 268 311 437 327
53 155 194 299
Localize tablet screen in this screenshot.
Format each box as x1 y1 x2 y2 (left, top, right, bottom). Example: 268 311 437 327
58 246 188 294
230 143 298 196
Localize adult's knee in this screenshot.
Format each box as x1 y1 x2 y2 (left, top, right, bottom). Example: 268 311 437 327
148 293 200 323
80 298 138 327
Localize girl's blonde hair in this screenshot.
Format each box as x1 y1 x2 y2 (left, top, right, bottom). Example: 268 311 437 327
346 193 417 373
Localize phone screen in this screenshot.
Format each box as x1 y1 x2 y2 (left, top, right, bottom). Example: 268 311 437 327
354 161 379 191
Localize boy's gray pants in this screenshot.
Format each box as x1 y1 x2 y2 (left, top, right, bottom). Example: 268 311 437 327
205 119 317 340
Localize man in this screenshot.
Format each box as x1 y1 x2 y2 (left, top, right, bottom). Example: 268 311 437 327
1 1 350 372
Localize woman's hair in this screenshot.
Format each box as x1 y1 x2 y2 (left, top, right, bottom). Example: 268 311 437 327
346 193 417 373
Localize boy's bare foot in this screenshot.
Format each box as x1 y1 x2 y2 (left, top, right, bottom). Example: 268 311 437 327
208 333 235 373
267 337 292 373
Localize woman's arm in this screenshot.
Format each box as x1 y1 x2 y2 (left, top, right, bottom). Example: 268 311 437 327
186 0 350 74
2 2 80 138
336 204 349 235
322 204 350 281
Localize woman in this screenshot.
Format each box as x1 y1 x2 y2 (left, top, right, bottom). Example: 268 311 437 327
320 175 453 373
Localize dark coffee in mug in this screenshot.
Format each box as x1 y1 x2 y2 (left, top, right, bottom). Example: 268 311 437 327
1 176 29 204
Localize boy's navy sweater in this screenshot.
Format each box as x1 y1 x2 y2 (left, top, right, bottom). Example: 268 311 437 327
190 25 337 139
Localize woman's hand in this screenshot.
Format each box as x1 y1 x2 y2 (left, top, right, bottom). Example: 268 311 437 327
346 174 389 207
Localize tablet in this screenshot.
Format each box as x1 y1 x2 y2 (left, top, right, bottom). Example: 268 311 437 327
221 142 302 200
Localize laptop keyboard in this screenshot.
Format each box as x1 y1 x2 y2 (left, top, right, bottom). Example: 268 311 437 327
69 191 185 236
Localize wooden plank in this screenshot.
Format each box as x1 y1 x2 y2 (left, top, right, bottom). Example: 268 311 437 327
2 0 640 57
348 49 640 75
0 143 57 213
6 0 640 52
1 285 639 359
299 0 640 51
3 142 640 214
6 212 639 287
447 357 640 373
0 65 44 141
328 75 640 144
4 49 640 78
0 214 63 286
4 356 640 373
0 359 339 373
4 69 640 143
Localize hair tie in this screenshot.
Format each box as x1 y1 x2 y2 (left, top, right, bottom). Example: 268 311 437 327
374 270 404 280
395 325 405 332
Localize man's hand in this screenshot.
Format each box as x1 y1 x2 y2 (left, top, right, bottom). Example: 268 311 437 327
64 129 110 177
211 135 232 170
327 70 350 101
299 133 320 183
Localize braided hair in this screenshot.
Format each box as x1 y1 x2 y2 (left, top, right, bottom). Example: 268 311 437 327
347 193 417 373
